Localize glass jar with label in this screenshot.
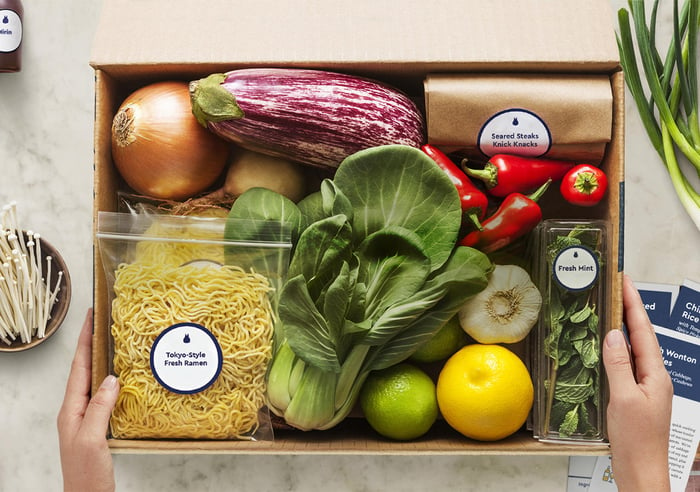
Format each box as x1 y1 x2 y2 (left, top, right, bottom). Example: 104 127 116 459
0 0 22 73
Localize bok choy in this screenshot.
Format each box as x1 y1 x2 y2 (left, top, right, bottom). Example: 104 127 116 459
228 145 493 431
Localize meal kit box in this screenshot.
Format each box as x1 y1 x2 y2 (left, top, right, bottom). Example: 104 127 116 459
90 0 624 454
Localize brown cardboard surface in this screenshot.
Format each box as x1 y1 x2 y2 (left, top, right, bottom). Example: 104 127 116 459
90 0 619 77
106 420 611 456
91 0 624 454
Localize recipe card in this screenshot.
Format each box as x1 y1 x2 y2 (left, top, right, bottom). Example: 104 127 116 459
568 278 700 492
636 281 680 329
637 279 700 492
668 279 700 338
584 325 700 492
656 325 700 491
567 456 596 490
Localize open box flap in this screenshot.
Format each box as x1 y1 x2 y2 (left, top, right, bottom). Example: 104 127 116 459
90 0 619 77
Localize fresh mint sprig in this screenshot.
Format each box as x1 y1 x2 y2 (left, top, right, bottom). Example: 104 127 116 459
542 227 604 439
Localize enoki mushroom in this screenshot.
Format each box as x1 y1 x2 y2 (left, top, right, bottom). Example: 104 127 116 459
0 202 63 345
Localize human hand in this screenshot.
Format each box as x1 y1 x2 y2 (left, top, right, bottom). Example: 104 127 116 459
602 274 673 492
57 309 119 492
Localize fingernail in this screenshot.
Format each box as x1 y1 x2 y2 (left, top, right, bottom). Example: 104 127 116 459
605 329 625 348
101 374 118 390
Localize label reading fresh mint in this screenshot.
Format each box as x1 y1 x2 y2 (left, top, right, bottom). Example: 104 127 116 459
0 10 22 53
478 109 551 157
150 322 223 394
553 245 599 292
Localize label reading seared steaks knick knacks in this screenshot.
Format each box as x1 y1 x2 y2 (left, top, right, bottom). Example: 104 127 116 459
477 108 551 157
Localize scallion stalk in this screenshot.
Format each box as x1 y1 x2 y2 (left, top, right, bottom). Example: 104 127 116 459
617 0 700 229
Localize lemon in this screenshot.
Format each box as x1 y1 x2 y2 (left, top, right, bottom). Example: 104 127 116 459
436 344 534 441
409 316 468 363
359 363 438 441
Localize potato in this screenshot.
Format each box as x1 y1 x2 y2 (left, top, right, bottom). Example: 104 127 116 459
224 148 307 202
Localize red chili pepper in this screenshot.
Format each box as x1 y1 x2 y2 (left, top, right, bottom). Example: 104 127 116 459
459 179 550 253
560 164 608 207
463 154 575 197
421 144 488 230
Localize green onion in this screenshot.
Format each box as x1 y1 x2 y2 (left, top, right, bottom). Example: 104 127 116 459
617 0 700 229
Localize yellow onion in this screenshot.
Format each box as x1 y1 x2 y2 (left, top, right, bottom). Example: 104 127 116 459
111 81 230 200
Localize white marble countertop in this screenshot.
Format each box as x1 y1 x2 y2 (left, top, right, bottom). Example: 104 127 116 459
0 1 698 491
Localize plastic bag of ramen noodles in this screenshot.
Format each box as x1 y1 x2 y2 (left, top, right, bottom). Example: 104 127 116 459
96 211 292 441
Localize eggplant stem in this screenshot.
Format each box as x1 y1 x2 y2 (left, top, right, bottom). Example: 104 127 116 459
189 74 245 127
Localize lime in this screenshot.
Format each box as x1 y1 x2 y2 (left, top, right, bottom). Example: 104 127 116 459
359 363 438 441
410 316 468 363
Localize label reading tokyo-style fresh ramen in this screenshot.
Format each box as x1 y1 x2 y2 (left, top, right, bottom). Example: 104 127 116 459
553 245 599 292
478 109 551 157
0 10 22 53
150 322 223 394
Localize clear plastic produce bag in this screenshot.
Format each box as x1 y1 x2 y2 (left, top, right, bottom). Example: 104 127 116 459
531 219 610 443
97 211 292 441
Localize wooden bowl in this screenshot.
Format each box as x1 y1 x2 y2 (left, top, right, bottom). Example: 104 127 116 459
0 233 72 353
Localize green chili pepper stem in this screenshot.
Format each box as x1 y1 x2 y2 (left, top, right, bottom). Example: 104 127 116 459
462 162 498 189
464 210 484 231
527 178 551 202
573 172 600 195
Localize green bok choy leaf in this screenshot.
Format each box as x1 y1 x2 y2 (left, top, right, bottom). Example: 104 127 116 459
229 145 493 431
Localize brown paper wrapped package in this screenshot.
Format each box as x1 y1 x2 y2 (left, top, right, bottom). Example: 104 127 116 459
425 73 613 163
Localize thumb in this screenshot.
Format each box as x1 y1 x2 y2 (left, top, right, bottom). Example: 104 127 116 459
81 375 119 436
602 329 634 393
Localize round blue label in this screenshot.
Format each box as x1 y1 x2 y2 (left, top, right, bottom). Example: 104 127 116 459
478 108 551 157
150 322 223 394
0 10 22 53
552 245 599 292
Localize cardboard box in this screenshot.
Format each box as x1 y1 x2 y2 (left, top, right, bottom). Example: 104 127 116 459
91 0 624 454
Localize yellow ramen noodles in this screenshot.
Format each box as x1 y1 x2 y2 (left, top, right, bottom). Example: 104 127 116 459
109 221 275 440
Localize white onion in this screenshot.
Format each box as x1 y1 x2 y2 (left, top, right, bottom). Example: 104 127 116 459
111 81 230 200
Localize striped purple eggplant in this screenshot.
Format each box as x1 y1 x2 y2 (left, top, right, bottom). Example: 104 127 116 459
189 68 425 169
